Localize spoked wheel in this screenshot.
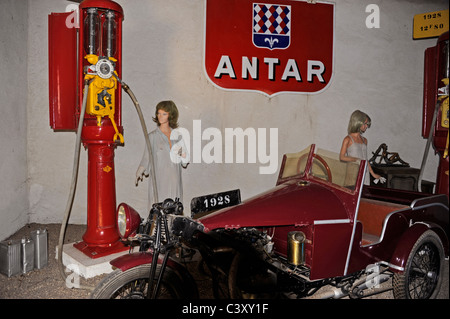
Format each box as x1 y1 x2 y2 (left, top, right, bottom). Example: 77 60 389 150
91 264 187 299
393 231 444 299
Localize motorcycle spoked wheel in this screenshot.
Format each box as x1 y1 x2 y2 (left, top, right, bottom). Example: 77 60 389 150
392 230 444 299
91 264 187 299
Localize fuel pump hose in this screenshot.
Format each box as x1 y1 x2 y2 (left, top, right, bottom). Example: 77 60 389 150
114 73 158 203
57 80 93 290
418 101 440 192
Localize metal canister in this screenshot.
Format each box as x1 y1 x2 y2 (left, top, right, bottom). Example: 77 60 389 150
30 229 48 269
21 237 34 273
0 240 21 277
287 231 305 266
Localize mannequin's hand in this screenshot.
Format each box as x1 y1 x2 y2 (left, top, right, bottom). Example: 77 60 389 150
373 176 386 184
135 166 146 186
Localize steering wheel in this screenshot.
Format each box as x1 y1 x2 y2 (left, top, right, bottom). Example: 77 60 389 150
297 153 332 183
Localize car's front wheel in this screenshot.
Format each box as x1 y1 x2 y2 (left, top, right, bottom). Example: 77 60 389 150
393 230 444 299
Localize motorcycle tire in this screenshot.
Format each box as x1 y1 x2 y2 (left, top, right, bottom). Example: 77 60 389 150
91 264 188 299
392 230 444 299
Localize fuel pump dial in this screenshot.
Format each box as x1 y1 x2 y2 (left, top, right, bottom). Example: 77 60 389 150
96 58 114 79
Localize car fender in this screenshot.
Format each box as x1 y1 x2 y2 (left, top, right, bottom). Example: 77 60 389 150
389 222 447 273
110 252 199 297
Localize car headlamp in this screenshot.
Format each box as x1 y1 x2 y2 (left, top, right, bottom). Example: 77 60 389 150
116 203 141 238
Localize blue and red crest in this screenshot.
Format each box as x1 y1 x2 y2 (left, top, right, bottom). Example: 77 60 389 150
253 3 291 50
204 0 335 96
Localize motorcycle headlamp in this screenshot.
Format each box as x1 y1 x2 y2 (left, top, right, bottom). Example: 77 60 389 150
116 203 141 238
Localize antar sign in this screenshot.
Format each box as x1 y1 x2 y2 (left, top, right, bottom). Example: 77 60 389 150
204 0 335 96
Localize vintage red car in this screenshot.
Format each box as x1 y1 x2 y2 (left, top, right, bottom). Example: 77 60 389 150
92 144 449 299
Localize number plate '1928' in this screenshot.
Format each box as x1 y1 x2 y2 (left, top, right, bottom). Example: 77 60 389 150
190 189 241 217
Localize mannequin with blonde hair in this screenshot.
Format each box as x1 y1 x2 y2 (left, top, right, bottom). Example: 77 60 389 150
340 110 384 182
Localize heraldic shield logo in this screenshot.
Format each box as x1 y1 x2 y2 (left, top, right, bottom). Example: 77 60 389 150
253 3 291 50
204 0 335 96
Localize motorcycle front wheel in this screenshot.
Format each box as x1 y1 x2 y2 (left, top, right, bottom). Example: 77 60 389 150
91 264 187 299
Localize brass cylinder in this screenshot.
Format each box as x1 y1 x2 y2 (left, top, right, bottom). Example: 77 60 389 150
287 231 305 265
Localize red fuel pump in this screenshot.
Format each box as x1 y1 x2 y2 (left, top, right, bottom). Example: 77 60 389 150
49 0 126 258
422 31 449 198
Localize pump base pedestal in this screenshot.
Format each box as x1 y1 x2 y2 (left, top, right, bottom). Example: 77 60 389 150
58 242 131 279
73 240 128 259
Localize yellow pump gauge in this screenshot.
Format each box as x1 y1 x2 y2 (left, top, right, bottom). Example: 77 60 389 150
84 54 124 144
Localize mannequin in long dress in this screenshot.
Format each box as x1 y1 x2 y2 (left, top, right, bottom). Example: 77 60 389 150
136 100 189 210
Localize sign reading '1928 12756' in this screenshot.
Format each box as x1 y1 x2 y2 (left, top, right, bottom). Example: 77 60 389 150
204 0 335 96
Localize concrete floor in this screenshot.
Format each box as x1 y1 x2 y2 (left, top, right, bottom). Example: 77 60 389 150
0 223 448 300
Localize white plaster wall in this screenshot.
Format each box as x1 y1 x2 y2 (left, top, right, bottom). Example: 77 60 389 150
24 0 448 226
0 0 29 240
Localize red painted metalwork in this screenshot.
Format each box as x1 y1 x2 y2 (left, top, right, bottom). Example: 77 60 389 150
196 146 448 281
199 181 348 232
422 32 449 198
73 121 123 257
48 12 78 131
199 145 368 279
49 0 127 258
75 0 126 258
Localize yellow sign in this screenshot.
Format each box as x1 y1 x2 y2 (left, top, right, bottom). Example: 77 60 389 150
413 9 449 39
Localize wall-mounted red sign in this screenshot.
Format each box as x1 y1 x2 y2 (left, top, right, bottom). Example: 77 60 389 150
204 0 335 96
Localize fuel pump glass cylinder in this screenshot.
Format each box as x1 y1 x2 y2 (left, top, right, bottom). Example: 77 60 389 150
84 8 100 55
103 11 117 58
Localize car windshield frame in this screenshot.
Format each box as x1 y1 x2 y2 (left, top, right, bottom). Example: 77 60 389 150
277 144 364 193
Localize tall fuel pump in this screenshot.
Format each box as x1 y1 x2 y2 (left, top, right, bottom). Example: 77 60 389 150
49 0 126 258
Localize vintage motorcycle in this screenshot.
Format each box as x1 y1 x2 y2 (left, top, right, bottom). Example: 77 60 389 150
91 144 448 299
